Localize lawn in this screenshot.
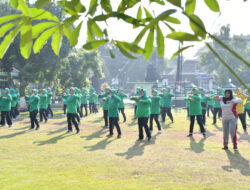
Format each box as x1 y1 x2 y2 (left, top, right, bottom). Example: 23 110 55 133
0 106 249 190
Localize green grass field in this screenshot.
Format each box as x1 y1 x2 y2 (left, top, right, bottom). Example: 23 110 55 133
0 106 249 190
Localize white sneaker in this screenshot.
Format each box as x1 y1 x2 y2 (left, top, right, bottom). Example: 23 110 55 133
158 130 162 134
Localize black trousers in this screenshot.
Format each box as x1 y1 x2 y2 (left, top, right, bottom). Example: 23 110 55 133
1 111 12 126
109 117 121 135
77 106 83 118
81 104 88 116
138 117 151 139
63 104 67 114
47 104 53 117
103 110 108 126
238 113 247 132
150 114 161 131
207 105 213 117
187 107 189 117
119 108 126 122
202 109 206 125
161 107 174 122
189 115 205 134
244 109 250 119
10 107 17 119
67 113 79 131
76 107 80 122
134 105 137 117
89 103 94 114
16 105 20 116
93 104 98 113
40 108 47 122
30 110 39 128
213 108 221 124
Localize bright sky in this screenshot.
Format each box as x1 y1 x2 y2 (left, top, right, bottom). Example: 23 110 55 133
77 0 250 59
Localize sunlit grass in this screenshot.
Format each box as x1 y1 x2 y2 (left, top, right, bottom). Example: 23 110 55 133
0 106 249 190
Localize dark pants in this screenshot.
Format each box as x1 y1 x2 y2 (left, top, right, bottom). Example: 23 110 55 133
30 110 39 129
93 104 98 113
202 109 206 125
77 106 83 118
81 104 88 116
76 107 80 122
187 107 189 117
150 114 161 131
238 113 247 132
134 105 137 117
103 110 108 126
207 105 213 117
1 111 12 126
89 103 94 114
119 108 126 122
10 107 17 119
67 113 79 131
244 109 250 119
189 115 205 134
162 107 174 122
109 117 121 135
138 117 151 139
40 108 47 122
16 105 20 116
47 104 53 117
213 108 221 124
63 104 67 114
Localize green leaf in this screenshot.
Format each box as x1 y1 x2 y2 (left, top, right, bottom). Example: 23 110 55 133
144 28 154 59
137 6 142 20
156 25 164 57
101 0 112 13
0 24 23 59
189 14 206 39
10 0 19 8
134 9 176 45
204 0 220 12
115 42 136 59
20 18 32 59
150 0 165 5
89 19 103 38
33 26 58 54
0 15 22 25
70 21 82 46
115 41 145 54
163 22 175 32
32 22 57 39
88 0 98 16
109 48 115 58
117 0 140 13
29 8 59 22
166 0 181 7
165 16 181 24
144 8 153 18
35 0 51 9
167 32 200 42
52 25 63 55
185 0 196 15
58 0 86 15
18 0 29 15
83 40 108 50
170 45 193 60
87 20 95 41
0 20 20 38
63 24 74 40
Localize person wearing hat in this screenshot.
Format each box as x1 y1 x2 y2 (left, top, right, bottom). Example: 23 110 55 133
213 88 224 124
117 88 127 123
39 89 48 123
130 89 151 141
149 89 162 134
186 88 206 138
10 88 17 120
103 89 121 138
244 90 250 120
81 88 89 117
62 89 69 116
159 87 174 123
99 87 110 128
133 88 140 119
47 87 53 118
0 88 13 127
89 88 96 114
199 88 209 125
15 88 20 117
29 89 40 130
206 90 214 117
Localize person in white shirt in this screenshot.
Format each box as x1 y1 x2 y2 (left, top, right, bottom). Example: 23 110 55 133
213 89 242 150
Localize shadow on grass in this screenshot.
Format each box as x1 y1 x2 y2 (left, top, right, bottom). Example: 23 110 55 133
185 136 206 153
81 127 107 140
47 127 67 135
53 120 67 125
89 117 104 124
13 126 30 131
161 122 173 130
127 118 137 127
116 134 159 160
33 133 74 146
0 129 29 139
237 131 250 143
214 124 222 131
84 137 117 151
222 150 250 176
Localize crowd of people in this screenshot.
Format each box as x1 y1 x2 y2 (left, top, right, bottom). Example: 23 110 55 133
0 86 249 150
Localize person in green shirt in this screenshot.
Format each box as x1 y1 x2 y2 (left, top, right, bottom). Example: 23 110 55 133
99 87 110 128
76 88 83 119
89 88 97 114
25 88 32 113
10 88 17 120
117 88 127 123
66 87 80 133
93 90 99 114
16 88 20 117
46 87 54 118
103 89 121 138
199 88 209 125
159 87 174 123
62 89 69 116
185 88 206 138
244 90 250 119
130 89 151 141
0 88 12 127
206 90 214 117
39 89 48 123
133 88 140 119
149 89 162 134
213 88 224 124
81 88 89 117
29 89 40 130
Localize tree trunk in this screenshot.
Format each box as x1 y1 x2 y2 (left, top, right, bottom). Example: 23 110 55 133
19 66 27 97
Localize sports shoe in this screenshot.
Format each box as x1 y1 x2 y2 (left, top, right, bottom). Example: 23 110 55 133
66 130 72 133
36 126 40 130
107 134 113 138
76 130 81 134
137 138 143 141
222 146 228 150
8 125 12 128
187 134 193 137
148 136 151 141
117 134 121 138
158 130 162 134
203 133 206 138
233 145 238 150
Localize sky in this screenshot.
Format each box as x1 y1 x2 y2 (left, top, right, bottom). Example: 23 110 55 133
77 0 250 59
